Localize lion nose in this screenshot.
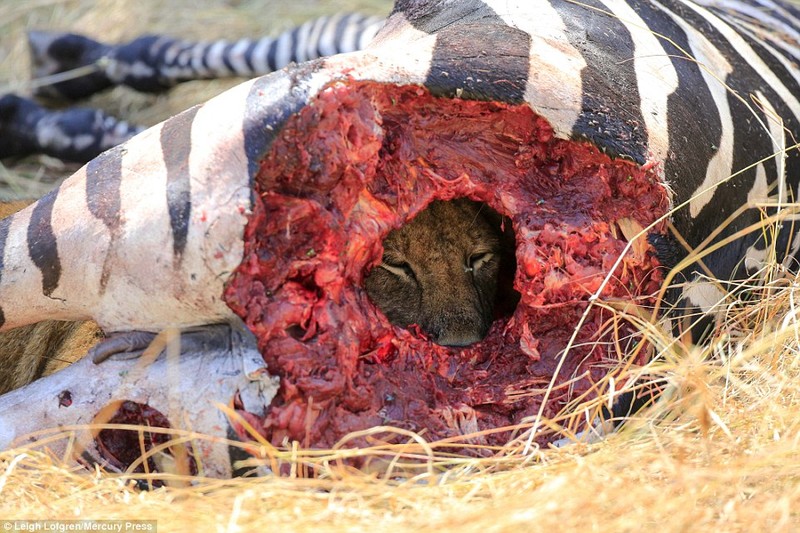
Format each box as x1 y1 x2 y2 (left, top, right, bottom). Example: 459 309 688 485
425 312 488 347
435 330 484 347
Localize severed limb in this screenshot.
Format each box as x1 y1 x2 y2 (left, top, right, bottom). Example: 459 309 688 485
0 321 278 479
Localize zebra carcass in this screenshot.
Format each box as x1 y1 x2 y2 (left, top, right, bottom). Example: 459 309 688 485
0 0 798 477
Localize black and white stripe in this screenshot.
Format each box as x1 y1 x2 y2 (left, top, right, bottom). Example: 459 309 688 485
0 94 143 162
27 13 384 100
1 0 799 349
0 13 384 162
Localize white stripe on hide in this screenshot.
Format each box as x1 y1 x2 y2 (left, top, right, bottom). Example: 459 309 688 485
484 0 586 140
655 0 735 218
603 0 679 167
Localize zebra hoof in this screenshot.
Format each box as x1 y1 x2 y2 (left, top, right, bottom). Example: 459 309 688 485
89 324 235 364
89 331 157 363
27 31 112 100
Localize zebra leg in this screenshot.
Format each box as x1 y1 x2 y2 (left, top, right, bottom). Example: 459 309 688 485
0 94 143 161
88 321 271 419
28 31 113 100
28 13 384 100
0 320 277 478
11 13 384 161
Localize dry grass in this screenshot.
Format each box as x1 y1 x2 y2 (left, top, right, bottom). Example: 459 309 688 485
2 302 799 530
2 0 800 530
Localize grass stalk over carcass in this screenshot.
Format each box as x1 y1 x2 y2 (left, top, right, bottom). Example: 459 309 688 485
1 251 799 529
1 309 799 531
1 0 799 530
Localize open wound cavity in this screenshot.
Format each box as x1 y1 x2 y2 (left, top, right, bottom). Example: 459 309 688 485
223 80 669 459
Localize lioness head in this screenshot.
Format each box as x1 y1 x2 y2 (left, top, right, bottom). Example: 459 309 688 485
365 199 505 346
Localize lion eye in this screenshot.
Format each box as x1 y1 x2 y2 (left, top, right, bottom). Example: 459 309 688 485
381 260 417 281
467 252 495 272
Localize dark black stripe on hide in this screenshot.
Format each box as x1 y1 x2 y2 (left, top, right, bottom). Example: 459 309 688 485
426 22 530 103
242 40 258 73
629 0 722 239
722 21 800 113
554 0 649 164
199 43 213 74
288 27 302 63
27 186 62 297
760 0 800 27
753 34 800 71
242 63 317 184
393 0 493 33
266 38 279 72
395 0 530 103
228 425 257 478
727 8 799 45
161 105 200 259
658 0 799 280
86 144 125 290
0 216 11 328
221 42 238 74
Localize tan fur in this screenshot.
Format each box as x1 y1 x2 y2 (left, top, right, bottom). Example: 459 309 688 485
0 321 102 394
0 200 34 219
365 199 506 346
0 200 102 394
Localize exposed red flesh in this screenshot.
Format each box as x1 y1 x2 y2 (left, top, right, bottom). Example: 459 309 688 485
224 80 669 457
95 400 197 482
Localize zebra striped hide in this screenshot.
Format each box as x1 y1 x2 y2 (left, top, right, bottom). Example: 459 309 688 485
1 0 798 477
0 13 383 162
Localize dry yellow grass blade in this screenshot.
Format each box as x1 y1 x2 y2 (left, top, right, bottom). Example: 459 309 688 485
0 355 798 531
2 1 800 530
1 272 799 530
